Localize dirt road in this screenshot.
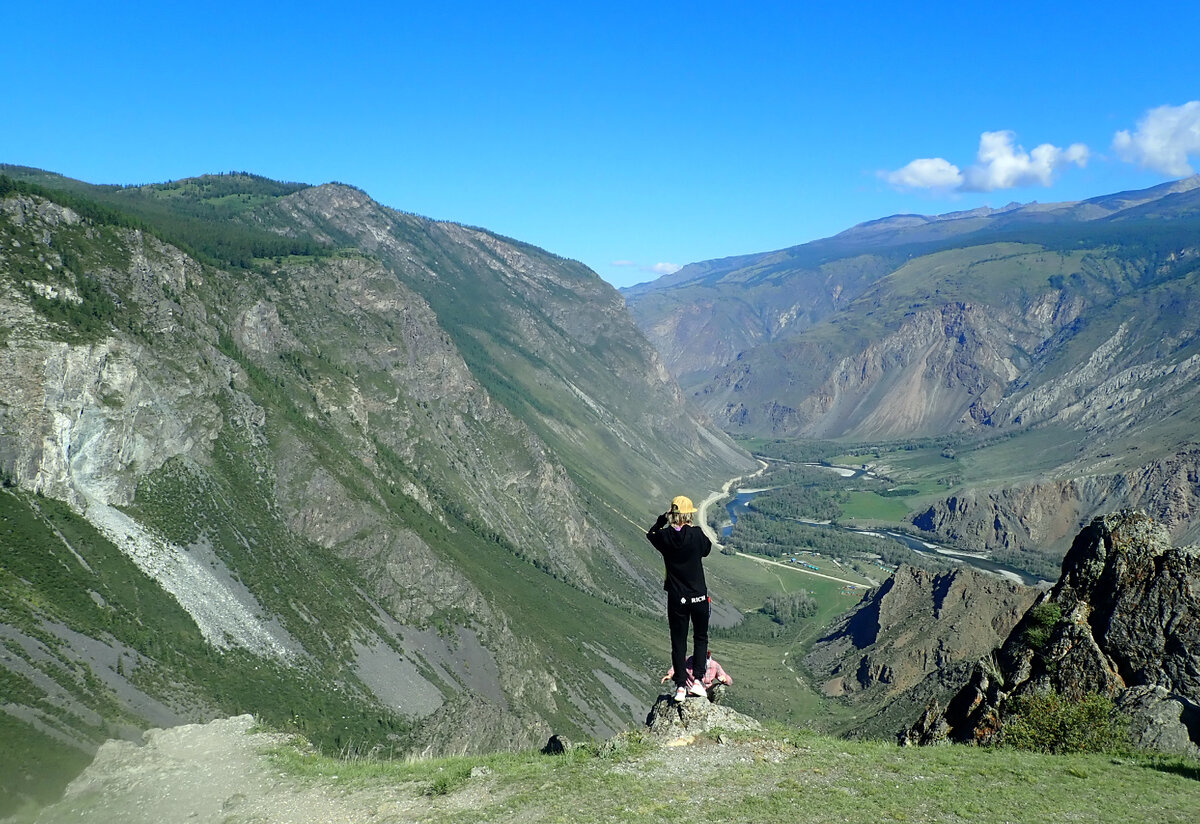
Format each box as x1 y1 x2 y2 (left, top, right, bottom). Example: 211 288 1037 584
733 551 872 588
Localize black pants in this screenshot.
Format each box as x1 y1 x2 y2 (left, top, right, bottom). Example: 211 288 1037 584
667 594 709 688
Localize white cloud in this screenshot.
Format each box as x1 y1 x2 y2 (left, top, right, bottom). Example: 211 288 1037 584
1113 101 1200 177
882 157 963 190
961 131 1089 192
612 260 683 275
883 130 1089 194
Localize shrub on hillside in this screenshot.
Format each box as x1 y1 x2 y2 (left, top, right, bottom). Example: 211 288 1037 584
998 689 1130 755
1022 601 1063 651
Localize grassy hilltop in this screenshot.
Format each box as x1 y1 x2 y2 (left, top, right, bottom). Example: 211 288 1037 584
23 716 1200 823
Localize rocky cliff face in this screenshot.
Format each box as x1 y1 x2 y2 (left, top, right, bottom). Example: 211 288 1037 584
699 295 1085 438
905 511 1200 758
0 175 753 813
627 177 1200 569
806 565 1038 700
911 447 1200 566
802 565 1038 738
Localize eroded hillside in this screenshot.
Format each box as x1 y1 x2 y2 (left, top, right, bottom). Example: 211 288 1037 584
625 177 1200 560
0 172 754 813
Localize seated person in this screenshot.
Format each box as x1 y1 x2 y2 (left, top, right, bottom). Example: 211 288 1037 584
660 650 732 701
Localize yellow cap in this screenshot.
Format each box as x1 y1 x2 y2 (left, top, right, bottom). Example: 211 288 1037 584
671 496 697 514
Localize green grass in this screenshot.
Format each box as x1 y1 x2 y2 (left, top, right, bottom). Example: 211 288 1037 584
839 491 915 521
258 725 1200 823
826 425 1088 506
708 547 822 605
705 553 869 729
0 712 92 817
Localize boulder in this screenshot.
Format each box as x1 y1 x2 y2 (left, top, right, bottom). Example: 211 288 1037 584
644 693 760 744
540 734 572 755
1117 686 1200 760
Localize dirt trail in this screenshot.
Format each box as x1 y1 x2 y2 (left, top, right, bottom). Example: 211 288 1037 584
31 716 413 823
734 551 870 589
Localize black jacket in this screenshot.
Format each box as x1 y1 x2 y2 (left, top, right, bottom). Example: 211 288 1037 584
646 517 711 599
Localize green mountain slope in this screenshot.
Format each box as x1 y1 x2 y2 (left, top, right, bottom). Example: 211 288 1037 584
0 169 754 813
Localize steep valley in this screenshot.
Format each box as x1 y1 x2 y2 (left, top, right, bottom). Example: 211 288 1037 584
0 170 756 813
625 177 1200 568
7 166 1200 817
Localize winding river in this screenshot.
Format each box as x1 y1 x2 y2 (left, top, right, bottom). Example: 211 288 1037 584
722 466 1046 586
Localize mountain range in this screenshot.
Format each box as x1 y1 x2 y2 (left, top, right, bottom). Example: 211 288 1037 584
624 176 1200 564
7 163 1200 815
0 167 754 812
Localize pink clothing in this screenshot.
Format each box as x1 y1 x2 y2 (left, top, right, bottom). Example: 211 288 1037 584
664 655 732 687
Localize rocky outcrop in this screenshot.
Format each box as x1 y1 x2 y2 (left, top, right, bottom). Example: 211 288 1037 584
411 695 550 758
806 565 1038 701
908 511 1200 757
644 694 761 745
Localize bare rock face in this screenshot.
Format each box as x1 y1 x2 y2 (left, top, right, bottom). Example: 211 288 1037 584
912 511 1200 757
806 565 1038 700
803 564 1038 741
1118 686 1200 758
910 447 1200 563
644 694 760 744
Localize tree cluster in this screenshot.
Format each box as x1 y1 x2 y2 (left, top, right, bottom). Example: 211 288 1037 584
1 173 328 272
749 485 842 522
760 590 818 623
726 511 946 570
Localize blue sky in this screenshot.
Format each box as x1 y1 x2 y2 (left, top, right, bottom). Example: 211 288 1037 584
5 2 1199 288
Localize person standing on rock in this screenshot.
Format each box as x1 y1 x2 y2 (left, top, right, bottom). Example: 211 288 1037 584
647 496 712 703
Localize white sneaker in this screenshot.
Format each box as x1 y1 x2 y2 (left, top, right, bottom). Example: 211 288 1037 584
673 686 687 703
688 680 708 698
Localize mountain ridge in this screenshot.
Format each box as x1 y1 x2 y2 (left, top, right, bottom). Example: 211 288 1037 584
623 175 1200 565
0 168 754 813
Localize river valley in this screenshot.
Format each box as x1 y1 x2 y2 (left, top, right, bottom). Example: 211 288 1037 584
721 464 1046 586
